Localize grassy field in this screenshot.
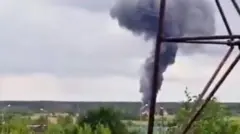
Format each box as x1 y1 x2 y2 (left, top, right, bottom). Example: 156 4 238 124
230 116 240 125
30 113 240 126
124 115 240 126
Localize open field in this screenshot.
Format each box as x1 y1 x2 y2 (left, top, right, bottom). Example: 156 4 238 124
123 115 240 126
29 113 240 126
230 116 240 125
2 107 240 134
1 101 240 115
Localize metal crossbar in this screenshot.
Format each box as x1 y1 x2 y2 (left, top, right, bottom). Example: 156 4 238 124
147 0 240 134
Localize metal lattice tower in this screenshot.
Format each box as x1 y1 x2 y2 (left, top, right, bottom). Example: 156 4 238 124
147 0 240 134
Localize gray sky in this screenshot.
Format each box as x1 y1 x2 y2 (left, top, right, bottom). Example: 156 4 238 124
0 0 239 102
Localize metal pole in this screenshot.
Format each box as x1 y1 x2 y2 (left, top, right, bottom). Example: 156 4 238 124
181 52 240 134
215 0 233 36
141 0 240 133
231 0 240 16
177 0 235 132
164 39 240 46
186 0 234 122
163 35 240 42
147 0 166 134
176 47 233 134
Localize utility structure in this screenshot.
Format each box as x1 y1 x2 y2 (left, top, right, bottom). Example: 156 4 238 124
147 0 240 134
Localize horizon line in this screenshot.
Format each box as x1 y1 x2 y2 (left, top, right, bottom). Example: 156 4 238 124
0 100 239 103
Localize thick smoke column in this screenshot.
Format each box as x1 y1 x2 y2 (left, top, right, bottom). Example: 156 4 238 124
110 0 216 111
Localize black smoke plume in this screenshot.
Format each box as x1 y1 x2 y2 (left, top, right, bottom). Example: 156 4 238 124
110 0 216 110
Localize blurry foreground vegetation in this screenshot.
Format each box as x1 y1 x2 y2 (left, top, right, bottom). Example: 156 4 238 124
1 89 240 134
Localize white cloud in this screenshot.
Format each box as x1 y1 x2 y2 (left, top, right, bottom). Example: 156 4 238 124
0 74 62 100
0 0 239 102
1 53 239 102
0 0 148 76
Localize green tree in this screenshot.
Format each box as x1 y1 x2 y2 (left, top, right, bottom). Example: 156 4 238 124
167 89 240 134
77 107 128 134
33 115 48 125
4 115 33 134
57 115 73 126
46 124 63 134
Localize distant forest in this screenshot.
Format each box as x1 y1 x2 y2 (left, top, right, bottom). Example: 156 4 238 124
1 101 240 115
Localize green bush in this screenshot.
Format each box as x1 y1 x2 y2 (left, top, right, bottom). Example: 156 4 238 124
46 123 111 134
167 89 240 134
1 89 240 134
33 115 48 125
57 115 73 126
77 107 128 134
0 117 112 134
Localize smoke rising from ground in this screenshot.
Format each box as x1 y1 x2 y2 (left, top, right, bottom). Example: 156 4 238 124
110 0 216 109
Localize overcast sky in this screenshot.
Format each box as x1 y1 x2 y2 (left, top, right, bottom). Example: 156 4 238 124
0 0 239 102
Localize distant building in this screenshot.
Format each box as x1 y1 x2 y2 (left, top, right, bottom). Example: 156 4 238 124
158 107 168 116
140 106 168 120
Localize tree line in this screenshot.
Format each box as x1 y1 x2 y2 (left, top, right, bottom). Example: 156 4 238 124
1 90 240 133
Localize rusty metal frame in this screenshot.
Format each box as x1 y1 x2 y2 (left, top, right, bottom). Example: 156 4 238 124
147 0 240 134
